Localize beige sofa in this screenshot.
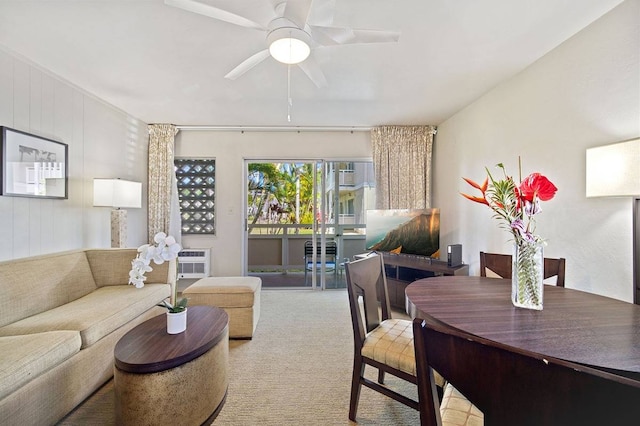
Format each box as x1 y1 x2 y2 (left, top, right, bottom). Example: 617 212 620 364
0 249 175 426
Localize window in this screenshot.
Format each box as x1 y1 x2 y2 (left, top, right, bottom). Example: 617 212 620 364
175 158 215 234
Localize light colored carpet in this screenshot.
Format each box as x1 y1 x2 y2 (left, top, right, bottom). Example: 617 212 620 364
58 289 419 425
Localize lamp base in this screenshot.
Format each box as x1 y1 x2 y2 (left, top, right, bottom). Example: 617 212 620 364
111 209 128 248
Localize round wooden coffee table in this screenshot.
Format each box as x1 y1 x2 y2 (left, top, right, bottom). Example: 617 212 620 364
114 305 229 425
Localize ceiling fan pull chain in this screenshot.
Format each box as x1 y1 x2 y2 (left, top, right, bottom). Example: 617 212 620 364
287 64 293 122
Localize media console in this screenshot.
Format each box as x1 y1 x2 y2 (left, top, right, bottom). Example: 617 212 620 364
379 252 469 308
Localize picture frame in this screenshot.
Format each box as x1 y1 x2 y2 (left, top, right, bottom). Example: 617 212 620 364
1 126 68 199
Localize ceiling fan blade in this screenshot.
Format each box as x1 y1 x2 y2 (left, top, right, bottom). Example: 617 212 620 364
297 56 328 88
283 0 314 28
165 0 266 31
224 49 271 80
309 25 400 45
307 0 336 26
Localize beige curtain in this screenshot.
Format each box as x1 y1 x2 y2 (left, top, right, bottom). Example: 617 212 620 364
371 125 436 209
148 124 181 243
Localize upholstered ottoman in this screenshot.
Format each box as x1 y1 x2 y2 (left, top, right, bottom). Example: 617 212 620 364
182 277 261 339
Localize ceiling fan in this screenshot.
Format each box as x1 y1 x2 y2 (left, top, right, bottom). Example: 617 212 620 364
165 0 400 88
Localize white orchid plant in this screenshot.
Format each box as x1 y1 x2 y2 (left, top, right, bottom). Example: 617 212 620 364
128 232 187 313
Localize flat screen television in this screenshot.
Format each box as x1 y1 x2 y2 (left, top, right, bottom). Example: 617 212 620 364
366 208 440 258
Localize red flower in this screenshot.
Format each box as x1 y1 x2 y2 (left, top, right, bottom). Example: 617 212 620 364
519 173 557 202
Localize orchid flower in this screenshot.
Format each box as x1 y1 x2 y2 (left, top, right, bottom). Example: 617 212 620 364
128 255 153 288
128 232 182 287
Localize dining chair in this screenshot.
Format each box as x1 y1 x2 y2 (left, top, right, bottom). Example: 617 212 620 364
344 253 420 421
412 318 640 426
479 251 566 287
304 240 337 285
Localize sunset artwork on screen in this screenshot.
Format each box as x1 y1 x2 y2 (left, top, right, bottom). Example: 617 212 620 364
365 209 440 258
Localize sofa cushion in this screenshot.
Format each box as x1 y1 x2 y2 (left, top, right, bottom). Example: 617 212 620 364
0 251 97 328
85 249 172 287
0 284 170 349
0 331 81 400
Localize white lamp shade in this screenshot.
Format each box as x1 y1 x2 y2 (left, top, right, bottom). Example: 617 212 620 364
586 138 640 197
93 179 142 208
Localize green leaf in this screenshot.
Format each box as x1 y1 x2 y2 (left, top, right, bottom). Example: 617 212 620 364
167 297 188 313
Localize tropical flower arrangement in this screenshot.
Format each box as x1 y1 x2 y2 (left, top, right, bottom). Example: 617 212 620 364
129 232 187 313
461 159 557 309
461 161 557 245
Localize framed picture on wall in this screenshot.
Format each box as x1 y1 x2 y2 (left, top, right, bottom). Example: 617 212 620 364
1 126 68 199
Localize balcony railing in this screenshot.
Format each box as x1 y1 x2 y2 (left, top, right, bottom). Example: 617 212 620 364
247 223 366 273
338 214 356 225
339 170 355 186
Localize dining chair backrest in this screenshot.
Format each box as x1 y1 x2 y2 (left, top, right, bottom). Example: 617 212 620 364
479 251 566 287
345 252 391 340
412 318 640 426
479 252 511 279
543 256 566 287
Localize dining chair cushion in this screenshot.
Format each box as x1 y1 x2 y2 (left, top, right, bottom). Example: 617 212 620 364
362 318 445 388
440 383 484 426
362 318 416 375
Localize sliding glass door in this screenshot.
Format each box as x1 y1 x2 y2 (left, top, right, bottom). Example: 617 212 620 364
245 160 374 289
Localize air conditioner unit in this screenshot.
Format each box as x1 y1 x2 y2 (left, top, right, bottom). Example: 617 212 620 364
177 248 210 279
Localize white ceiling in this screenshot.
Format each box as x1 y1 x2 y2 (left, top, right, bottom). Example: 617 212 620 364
0 0 624 127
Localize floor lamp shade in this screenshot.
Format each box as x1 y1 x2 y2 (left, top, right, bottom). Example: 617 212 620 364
93 179 142 248
586 138 640 305
586 139 640 197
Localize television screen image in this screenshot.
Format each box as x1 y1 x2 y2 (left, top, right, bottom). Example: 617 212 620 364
366 209 440 258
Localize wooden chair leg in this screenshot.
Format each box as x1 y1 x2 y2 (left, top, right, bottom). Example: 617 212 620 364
349 357 365 421
378 369 385 384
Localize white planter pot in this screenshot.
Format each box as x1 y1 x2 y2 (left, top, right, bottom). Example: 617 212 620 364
166 308 187 334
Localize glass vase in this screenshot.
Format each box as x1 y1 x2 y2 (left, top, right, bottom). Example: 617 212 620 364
511 241 544 310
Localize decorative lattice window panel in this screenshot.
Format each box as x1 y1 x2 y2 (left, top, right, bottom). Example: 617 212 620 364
175 158 216 234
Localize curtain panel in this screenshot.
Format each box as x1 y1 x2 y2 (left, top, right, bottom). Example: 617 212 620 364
371 125 436 210
148 124 181 243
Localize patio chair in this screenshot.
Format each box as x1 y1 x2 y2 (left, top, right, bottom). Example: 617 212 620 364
304 240 337 285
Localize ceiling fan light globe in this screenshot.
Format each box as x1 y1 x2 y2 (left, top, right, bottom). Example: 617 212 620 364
269 37 310 64
267 26 311 65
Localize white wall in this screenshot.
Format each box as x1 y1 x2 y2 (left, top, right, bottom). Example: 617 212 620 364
3 0 636 304
434 0 639 301
175 130 371 276
0 48 149 261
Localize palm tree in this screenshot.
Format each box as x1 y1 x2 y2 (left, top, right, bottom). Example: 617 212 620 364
247 163 279 225
248 162 317 226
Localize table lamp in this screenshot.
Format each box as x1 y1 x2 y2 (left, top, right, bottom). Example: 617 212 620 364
586 138 640 303
93 178 142 248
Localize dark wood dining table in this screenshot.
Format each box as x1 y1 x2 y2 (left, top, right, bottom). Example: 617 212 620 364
405 276 640 380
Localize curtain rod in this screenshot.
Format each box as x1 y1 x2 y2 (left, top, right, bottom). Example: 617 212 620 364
174 125 372 132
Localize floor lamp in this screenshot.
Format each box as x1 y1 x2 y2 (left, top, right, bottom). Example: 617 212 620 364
93 178 142 248
586 138 640 304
